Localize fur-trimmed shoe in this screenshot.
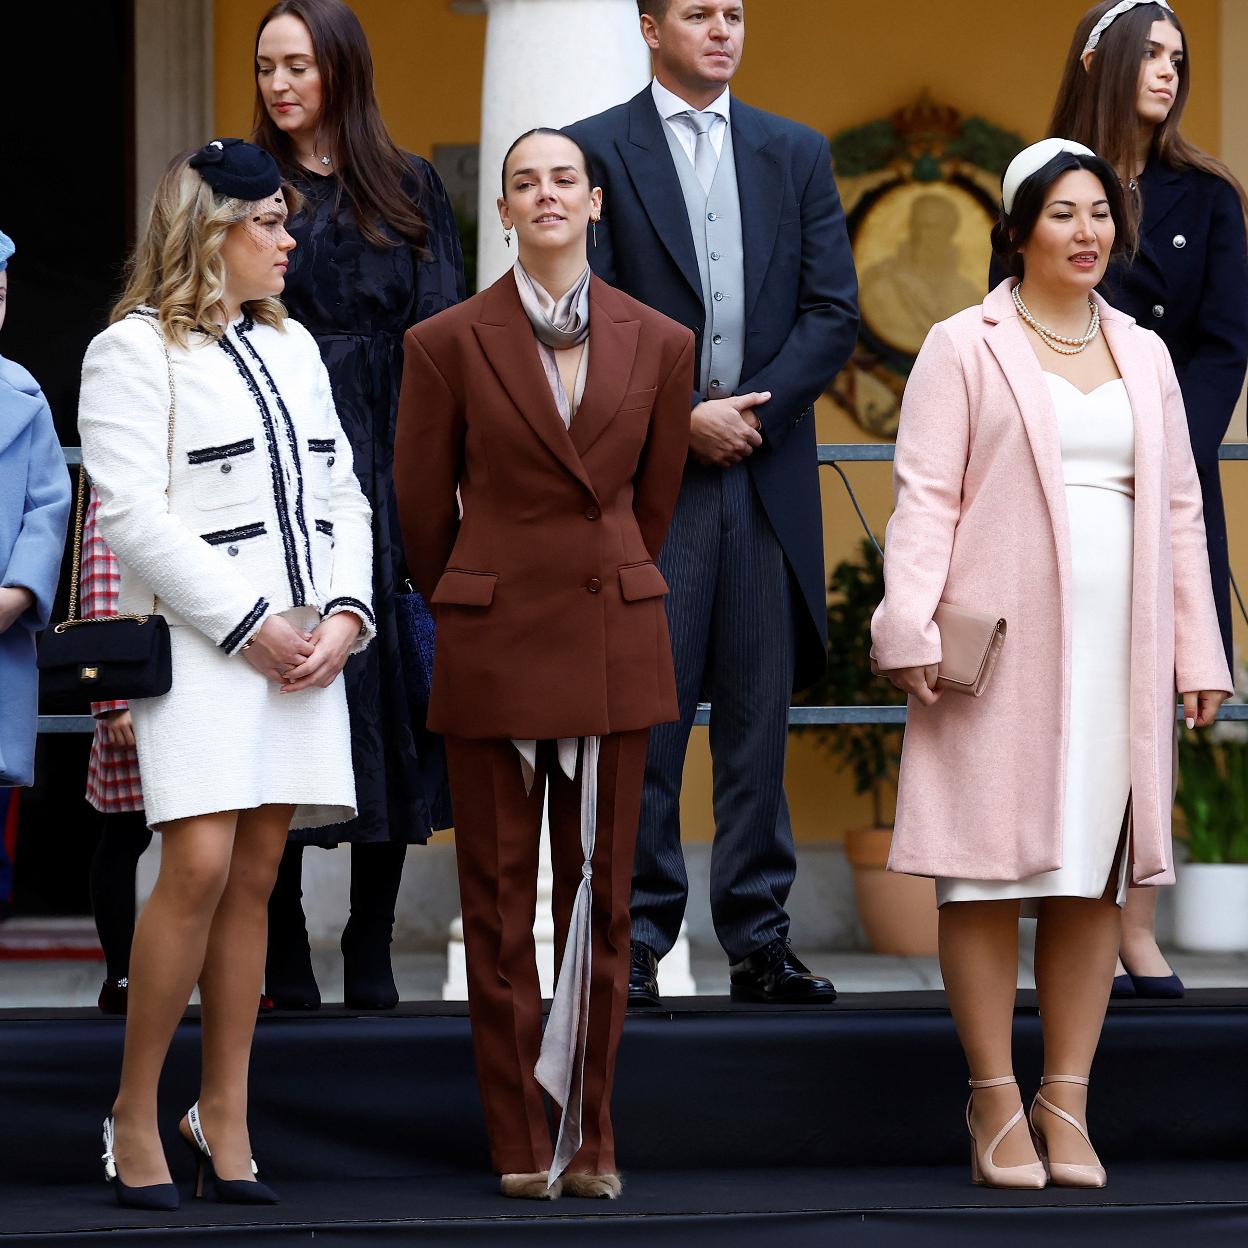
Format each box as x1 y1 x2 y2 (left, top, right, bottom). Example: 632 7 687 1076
500 1172 561 1199
563 1172 623 1199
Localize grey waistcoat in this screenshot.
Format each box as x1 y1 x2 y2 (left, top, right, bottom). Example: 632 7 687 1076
661 116 747 398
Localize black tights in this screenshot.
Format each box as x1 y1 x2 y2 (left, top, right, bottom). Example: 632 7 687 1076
88 809 153 983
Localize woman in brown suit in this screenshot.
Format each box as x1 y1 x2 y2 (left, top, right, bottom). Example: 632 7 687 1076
394 129 694 1200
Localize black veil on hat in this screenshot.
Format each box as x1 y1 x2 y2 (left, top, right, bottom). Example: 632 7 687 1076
189 139 281 200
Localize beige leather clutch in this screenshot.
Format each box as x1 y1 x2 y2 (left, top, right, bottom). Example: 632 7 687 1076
931 602 1007 697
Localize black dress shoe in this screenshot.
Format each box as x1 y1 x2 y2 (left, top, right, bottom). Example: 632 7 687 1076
628 941 660 1007
729 939 837 1003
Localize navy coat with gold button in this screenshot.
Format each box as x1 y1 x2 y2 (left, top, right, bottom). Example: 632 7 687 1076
993 158 1248 661
394 270 695 741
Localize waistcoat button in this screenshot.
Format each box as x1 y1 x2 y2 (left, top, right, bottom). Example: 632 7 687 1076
710 251 721 261
1152 304 1165 318
711 379 722 390
712 334 723 345
713 291 725 302
586 577 602 593
707 212 718 222
220 462 232 474
1173 234 1187 249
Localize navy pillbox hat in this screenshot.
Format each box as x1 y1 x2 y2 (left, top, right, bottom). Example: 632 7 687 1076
189 138 281 200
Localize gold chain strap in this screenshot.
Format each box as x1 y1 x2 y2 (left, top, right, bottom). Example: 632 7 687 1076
54 313 176 634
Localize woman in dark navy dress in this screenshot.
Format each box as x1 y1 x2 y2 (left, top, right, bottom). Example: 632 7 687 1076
253 0 465 1008
998 0 1248 997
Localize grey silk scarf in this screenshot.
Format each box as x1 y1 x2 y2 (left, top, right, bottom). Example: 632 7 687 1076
511 259 598 1186
513 260 591 349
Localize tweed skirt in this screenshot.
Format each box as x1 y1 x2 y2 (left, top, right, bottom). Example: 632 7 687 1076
130 608 357 829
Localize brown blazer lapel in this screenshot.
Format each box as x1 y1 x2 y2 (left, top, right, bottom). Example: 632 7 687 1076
471 275 597 497
570 279 641 458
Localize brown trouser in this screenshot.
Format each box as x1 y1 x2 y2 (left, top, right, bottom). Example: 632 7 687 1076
445 730 648 1176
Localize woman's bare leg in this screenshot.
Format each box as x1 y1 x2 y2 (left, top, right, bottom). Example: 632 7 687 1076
1116 884 1172 976
939 899 1037 1166
1033 892 1122 1163
110 812 238 1186
191 805 293 1180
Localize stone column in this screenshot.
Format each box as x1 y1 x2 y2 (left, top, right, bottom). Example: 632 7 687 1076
444 0 696 999
473 0 651 286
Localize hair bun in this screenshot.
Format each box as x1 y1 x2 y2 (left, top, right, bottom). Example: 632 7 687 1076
189 138 281 200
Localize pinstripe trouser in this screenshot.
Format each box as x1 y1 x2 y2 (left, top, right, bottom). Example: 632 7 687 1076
632 460 798 963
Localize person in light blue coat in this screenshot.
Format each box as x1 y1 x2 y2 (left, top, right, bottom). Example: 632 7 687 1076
0 228 73 786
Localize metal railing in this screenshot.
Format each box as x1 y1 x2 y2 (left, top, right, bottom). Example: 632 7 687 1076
38 442 1248 733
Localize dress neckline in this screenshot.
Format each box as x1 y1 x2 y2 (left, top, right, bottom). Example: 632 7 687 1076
1043 371 1125 400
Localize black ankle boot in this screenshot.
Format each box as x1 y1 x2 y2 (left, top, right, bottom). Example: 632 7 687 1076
265 844 320 1010
341 916 399 1010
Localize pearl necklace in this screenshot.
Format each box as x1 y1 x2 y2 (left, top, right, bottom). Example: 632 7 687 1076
1012 285 1101 356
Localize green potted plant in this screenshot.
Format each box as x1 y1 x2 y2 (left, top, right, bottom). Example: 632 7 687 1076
1173 665 1248 952
797 539 938 954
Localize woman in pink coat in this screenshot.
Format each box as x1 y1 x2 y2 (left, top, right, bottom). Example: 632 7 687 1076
872 139 1231 1191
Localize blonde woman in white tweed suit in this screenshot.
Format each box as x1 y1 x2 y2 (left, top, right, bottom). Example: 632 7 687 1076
78 141 373 1211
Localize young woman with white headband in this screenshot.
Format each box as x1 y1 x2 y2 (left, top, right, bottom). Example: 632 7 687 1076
1042 0 1248 1002
876 139 1230 1190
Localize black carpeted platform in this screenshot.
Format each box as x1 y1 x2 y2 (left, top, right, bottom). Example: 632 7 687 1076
3 991 1246 1242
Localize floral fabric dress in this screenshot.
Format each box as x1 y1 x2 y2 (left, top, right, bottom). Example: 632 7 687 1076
281 155 465 845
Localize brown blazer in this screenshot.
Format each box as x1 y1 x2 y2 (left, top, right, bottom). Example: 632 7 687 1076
394 270 695 740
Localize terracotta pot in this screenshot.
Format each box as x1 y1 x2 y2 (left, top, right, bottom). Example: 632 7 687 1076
844 826 939 956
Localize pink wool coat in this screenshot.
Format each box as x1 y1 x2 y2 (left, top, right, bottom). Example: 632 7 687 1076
871 280 1232 886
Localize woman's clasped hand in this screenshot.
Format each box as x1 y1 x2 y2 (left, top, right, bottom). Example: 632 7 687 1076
241 612 361 691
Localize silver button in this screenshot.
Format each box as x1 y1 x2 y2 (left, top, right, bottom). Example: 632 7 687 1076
707 212 718 222
713 291 725 302
1153 304 1165 318
1173 234 1187 249
220 462 232 474
712 334 723 345
327 456 335 467
227 545 239 557
710 251 721 261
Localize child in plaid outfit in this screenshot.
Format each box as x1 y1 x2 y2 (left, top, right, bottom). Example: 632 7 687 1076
82 488 152 1014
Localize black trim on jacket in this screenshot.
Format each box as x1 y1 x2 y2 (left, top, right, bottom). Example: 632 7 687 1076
201 522 267 545
187 438 256 465
324 596 374 629
221 597 270 654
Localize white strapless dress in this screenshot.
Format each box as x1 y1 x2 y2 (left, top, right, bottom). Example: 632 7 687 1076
937 373 1134 908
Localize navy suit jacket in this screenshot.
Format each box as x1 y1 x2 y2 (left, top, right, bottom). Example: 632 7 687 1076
990 159 1248 661
566 88 859 690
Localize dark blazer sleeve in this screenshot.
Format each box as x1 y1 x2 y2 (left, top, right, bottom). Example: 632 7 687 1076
1174 177 1248 464
633 331 695 557
394 328 465 603
736 133 859 451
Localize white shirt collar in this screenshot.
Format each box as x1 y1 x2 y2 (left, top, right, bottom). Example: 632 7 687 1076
650 78 731 124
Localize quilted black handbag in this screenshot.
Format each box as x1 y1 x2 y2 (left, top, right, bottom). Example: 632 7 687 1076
38 315 174 709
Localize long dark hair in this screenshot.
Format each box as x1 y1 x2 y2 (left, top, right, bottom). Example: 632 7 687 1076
251 0 428 252
1048 1 1248 219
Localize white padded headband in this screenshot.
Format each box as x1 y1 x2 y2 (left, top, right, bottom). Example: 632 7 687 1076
1083 0 1175 57
1001 139 1098 214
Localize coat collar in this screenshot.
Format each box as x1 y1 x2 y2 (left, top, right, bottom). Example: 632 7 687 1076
1139 157 1188 238
618 87 786 318
471 271 640 495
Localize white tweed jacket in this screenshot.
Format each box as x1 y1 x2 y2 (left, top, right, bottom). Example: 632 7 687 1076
78 309 375 655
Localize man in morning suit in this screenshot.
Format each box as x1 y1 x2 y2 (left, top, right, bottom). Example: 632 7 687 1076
565 0 859 1004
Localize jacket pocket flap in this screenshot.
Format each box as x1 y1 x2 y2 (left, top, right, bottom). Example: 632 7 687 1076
618 561 669 601
431 569 498 607
618 386 657 411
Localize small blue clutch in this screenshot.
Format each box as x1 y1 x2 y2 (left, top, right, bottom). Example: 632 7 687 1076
395 580 436 706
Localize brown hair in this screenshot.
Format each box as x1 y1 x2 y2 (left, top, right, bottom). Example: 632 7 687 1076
636 0 671 17
251 0 428 252
1049 1 1248 219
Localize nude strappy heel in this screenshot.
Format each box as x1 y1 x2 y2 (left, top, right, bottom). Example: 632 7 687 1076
1029 1075 1107 1188
966 1076 1048 1189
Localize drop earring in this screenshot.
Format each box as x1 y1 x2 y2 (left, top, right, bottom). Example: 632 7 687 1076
592 217 598 248
503 228 512 248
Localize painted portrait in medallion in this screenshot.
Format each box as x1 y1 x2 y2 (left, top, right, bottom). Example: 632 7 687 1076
826 98 1023 437
856 183 992 357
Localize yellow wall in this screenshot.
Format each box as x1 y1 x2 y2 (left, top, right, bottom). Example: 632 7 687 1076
214 0 1241 846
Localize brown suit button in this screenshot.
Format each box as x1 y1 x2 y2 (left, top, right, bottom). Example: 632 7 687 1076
585 506 601 521
586 577 602 593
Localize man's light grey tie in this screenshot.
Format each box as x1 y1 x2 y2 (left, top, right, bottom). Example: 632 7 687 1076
684 110 719 195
